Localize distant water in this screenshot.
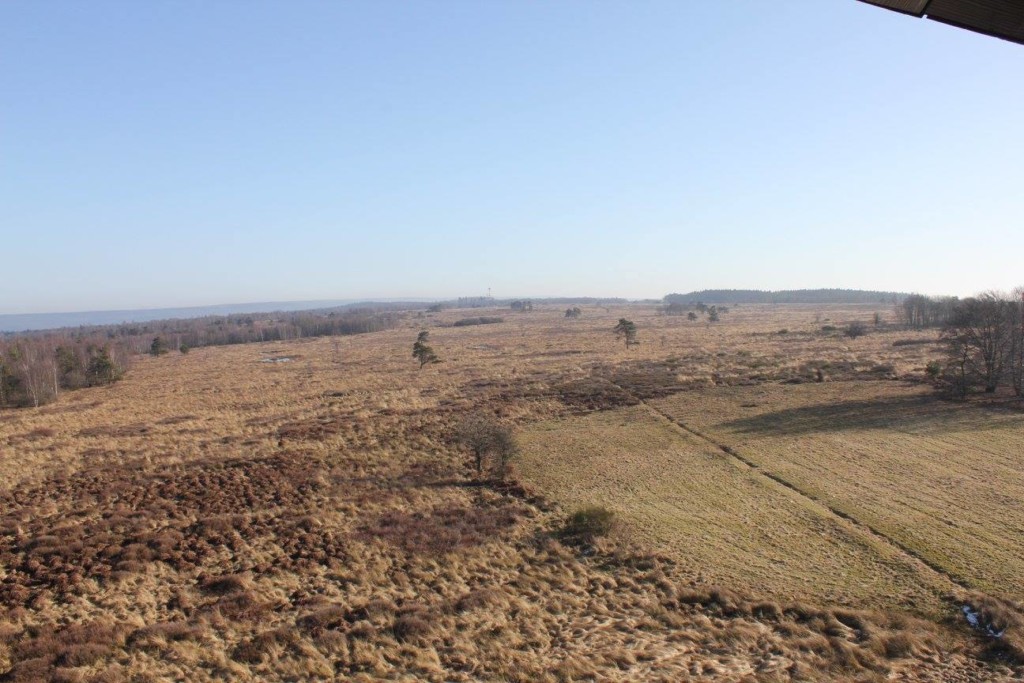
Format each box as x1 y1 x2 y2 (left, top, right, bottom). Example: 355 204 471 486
0 300 364 333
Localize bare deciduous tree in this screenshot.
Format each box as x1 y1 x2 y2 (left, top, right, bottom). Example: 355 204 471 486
1009 287 1024 397
455 415 518 478
942 292 1016 394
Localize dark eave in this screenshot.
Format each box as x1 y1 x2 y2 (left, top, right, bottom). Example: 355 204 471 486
859 0 1024 46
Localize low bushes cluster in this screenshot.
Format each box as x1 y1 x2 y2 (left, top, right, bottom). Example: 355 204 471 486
452 317 504 327
560 506 616 544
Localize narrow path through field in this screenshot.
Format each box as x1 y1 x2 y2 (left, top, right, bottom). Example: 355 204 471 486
605 379 974 596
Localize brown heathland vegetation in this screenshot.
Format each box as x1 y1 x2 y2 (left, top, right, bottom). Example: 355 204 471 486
1 303 1022 681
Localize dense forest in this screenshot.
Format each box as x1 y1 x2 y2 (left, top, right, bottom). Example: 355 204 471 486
664 289 906 305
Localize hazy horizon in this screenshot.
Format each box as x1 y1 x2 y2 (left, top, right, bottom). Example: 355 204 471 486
0 284 1004 319
3 2 1022 314
0 286 955 329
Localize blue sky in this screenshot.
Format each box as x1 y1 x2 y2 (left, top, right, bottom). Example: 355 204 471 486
2 1 1022 313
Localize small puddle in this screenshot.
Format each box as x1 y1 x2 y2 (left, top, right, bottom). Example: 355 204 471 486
260 356 295 363
962 605 1006 638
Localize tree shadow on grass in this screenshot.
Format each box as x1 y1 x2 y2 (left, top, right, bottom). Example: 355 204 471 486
720 394 1019 436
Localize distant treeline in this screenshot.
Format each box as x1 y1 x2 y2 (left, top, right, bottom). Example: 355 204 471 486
895 294 958 329
0 300 426 334
525 297 627 305
664 289 907 305
123 308 399 351
0 307 400 408
438 296 627 310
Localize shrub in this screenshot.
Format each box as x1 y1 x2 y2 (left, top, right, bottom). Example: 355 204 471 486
845 322 868 338
150 337 169 356
56 643 109 667
392 614 431 642
892 339 935 347
663 302 686 316
454 588 500 613
452 316 504 327
199 573 249 595
561 506 616 544
878 632 915 658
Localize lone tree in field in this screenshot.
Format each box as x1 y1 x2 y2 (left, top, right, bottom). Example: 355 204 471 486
686 311 698 321
613 318 638 348
565 306 582 319
707 306 720 323
455 414 518 478
412 331 439 369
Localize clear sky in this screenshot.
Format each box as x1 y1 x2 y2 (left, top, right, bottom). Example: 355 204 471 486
2 1 1022 314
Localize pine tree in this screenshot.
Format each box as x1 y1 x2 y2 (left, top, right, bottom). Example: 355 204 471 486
613 319 638 348
150 337 169 356
86 347 119 385
412 331 439 369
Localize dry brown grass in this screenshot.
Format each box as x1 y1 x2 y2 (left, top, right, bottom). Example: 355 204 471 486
517 403 957 614
0 303 1019 681
651 381 1024 602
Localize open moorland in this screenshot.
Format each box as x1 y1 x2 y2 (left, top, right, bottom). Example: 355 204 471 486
1 303 1023 681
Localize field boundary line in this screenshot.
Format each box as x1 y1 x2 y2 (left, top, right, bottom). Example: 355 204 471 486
604 380 974 594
